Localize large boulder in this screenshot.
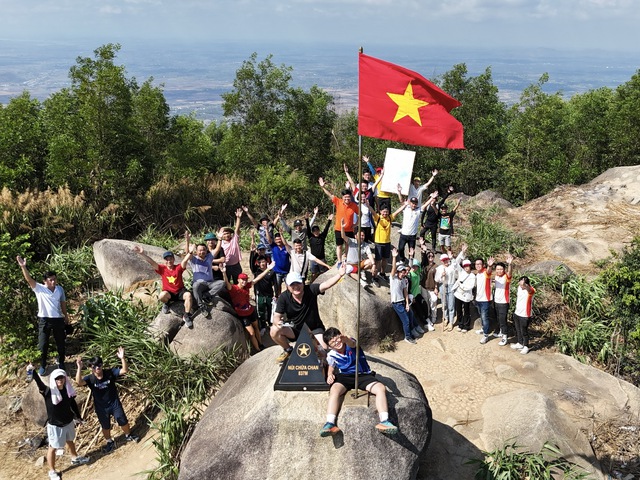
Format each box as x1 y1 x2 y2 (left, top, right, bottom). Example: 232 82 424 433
523 260 574 284
170 305 249 359
472 190 514 209
316 271 403 349
178 349 432 480
93 239 182 292
550 238 591 264
480 390 603 478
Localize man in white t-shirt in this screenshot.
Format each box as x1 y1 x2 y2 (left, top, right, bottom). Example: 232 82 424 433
287 238 331 282
17 255 70 375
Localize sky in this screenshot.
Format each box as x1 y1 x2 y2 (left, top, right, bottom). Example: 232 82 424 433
1 0 639 52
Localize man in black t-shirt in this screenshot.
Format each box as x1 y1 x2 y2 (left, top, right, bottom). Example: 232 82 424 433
252 255 276 330
270 263 347 363
75 347 140 454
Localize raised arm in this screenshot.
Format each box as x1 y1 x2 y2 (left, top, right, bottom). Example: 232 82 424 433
420 169 438 193
396 183 405 203
242 206 258 228
272 204 288 231
322 215 333 238
319 261 347 293
390 247 399 277
16 255 36 289
234 208 243 237
343 163 356 193
392 201 408 218
116 346 128 375
309 206 318 227
362 155 376 176
221 264 232 291
253 261 274 284
452 197 462 213
318 177 334 200
132 245 159 270
505 253 514 277
75 357 86 386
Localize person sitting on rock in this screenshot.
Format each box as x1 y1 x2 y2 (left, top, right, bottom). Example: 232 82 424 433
271 265 347 364
33 367 89 480
222 263 274 353
341 219 376 287
204 231 226 281
133 234 194 328
320 327 398 437
187 234 226 317
75 347 139 455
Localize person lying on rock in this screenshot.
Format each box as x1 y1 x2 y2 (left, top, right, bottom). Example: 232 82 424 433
75 347 139 455
133 233 194 328
271 264 347 364
32 367 89 480
320 327 398 437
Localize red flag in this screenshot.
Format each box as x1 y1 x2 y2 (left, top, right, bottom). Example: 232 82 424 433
358 53 464 149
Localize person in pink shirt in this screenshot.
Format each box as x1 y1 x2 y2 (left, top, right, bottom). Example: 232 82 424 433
219 208 244 283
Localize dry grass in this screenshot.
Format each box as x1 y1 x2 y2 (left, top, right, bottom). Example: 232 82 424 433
590 415 640 478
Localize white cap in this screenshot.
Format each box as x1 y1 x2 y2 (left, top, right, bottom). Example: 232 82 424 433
440 254 450 261
285 272 304 285
462 259 471 267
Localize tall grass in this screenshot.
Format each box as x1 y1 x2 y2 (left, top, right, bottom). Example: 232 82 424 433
80 291 240 480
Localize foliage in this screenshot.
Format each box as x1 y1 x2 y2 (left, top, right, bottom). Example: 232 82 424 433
467 441 588 480
457 206 530 260
43 244 101 293
0 232 39 363
80 292 240 479
557 318 614 364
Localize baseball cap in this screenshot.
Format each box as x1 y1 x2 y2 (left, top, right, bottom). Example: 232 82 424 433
293 219 303 226
238 273 249 280
413 176 421 182
204 232 217 241
286 272 304 285
412 259 421 267
396 263 407 272
257 243 267 250
410 196 418 203
440 254 450 261
462 259 471 267
162 251 174 259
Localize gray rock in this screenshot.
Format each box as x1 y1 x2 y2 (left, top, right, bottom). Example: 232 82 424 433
550 238 591 264
472 190 514 209
178 349 432 480
523 260 574 284
93 239 183 292
316 271 403 349
480 390 604 479
171 306 249 359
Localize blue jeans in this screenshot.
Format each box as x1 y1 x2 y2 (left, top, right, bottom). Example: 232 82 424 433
440 284 456 324
476 301 491 335
392 302 416 339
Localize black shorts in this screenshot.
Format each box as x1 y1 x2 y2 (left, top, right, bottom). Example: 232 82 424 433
334 372 377 391
167 288 189 302
334 230 355 246
96 401 128 430
239 311 258 327
375 243 391 261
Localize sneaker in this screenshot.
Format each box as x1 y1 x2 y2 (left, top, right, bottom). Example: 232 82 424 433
38 366 46 375
375 420 398 435
380 272 388 279
411 328 421 339
320 422 341 437
204 307 212 319
456 326 462 332
415 325 425 334
475 329 485 335
359 278 368 287
404 337 417 345
520 346 530 355
183 314 193 329
102 440 115 453
492 331 502 337
48 471 61 480
427 323 435 332
479 335 489 344
71 455 90 465
126 434 140 443
511 343 524 350
161 303 170 314
276 348 292 364
499 335 508 346
460 329 468 333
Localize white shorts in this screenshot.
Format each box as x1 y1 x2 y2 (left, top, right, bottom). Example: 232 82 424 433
47 422 76 448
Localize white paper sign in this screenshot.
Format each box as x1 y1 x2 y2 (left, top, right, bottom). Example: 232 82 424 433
380 148 416 196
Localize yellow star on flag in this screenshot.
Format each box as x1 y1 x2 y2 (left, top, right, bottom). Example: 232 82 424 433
387 82 429 126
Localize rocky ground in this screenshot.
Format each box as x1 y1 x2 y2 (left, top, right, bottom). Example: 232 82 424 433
2 165 640 480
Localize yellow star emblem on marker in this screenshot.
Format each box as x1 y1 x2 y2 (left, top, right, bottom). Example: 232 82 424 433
297 343 311 357
387 82 429 126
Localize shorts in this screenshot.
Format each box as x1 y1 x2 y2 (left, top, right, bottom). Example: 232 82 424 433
47 422 75 448
438 233 452 247
285 326 324 341
334 230 355 246
375 243 391 261
96 401 129 430
334 372 378 391
239 310 258 327
167 288 189 302
309 259 328 274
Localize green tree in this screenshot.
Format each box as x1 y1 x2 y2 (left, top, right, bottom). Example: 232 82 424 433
609 70 640 167
0 92 46 190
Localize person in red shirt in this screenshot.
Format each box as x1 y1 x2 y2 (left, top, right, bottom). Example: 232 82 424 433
222 263 274 353
133 234 194 328
318 176 359 262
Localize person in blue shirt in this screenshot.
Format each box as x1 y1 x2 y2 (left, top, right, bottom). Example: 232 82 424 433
319 327 398 437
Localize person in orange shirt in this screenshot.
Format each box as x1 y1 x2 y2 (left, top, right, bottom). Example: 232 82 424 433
318 177 359 261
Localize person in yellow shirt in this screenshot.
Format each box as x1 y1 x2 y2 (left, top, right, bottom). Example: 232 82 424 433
371 199 407 283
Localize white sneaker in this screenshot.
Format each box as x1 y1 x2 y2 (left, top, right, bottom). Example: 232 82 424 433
360 279 368 287
427 323 435 331
456 326 462 332
493 331 502 338
498 335 508 346
404 337 417 344
49 471 61 480
479 335 489 344
415 325 425 334
511 343 524 350
520 346 530 355
475 329 484 335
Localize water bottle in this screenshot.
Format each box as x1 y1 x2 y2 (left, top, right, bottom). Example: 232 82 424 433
26 363 34 382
